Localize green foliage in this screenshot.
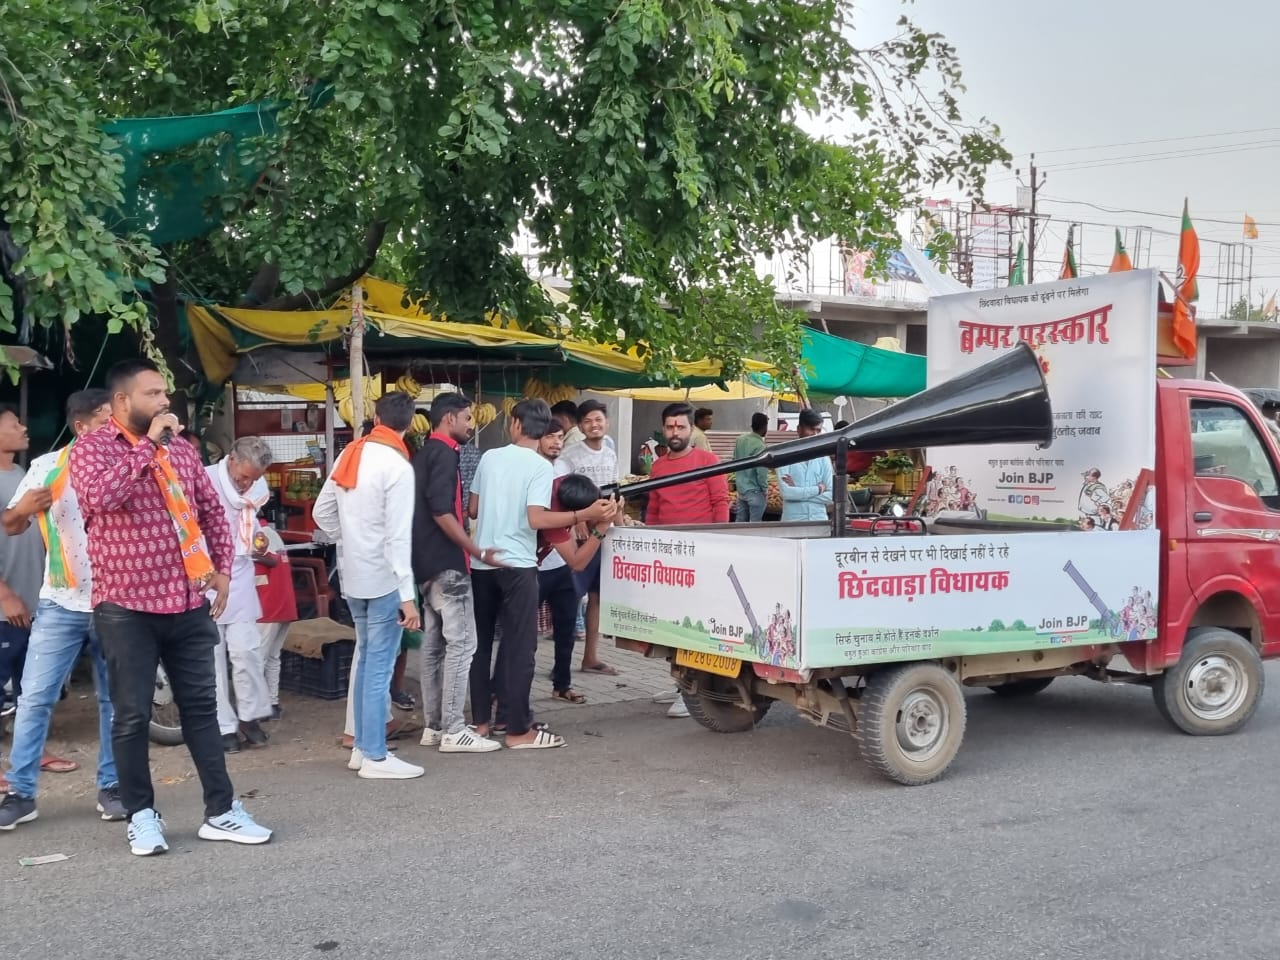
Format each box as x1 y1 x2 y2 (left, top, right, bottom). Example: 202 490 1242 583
988 619 1006 632
2 1 1006 382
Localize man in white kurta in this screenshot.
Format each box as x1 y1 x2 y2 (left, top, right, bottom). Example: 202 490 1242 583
207 439 273 751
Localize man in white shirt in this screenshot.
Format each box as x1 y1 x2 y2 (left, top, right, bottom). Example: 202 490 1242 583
0 390 125 829
559 399 619 676
468 399 612 750
206 436 274 753
314 392 423 780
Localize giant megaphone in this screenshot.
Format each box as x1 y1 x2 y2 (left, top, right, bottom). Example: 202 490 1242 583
610 342 1053 499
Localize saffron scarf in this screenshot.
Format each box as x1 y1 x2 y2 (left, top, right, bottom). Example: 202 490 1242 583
330 424 409 490
112 417 215 586
35 443 76 589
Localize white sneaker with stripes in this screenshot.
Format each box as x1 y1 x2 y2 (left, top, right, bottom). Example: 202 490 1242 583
440 728 501 753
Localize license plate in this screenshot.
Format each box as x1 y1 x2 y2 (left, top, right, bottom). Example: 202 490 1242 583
675 648 742 678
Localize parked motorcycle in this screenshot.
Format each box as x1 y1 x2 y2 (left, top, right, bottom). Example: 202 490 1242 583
149 664 184 746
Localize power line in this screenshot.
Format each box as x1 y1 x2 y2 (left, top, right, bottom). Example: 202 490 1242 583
1028 126 1280 156
1040 196 1280 228
1042 139 1280 174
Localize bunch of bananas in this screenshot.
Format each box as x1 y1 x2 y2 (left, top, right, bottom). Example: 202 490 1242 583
394 373 422 398
501 397 517 417
408 413 430 436
521 377 578 404
337 393 376 427
473 402 497 429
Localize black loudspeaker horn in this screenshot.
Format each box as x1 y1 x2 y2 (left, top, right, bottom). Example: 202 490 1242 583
609 341 1053 499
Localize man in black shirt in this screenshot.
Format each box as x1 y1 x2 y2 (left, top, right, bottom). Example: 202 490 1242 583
412 392 502 755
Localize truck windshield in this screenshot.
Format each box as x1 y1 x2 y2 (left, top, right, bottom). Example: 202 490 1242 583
1190 400 1280 505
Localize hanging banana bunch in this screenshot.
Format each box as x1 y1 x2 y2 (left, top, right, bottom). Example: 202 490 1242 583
408 413 430 436
473 403 497 429
501 397 517 417
395 372 422 398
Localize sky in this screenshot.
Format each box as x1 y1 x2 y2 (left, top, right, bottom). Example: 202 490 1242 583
846 0 1277 316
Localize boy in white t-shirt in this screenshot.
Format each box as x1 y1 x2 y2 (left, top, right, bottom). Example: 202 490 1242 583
467 400 612 750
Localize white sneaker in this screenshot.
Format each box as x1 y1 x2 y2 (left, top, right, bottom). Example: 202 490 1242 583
420 728 444 747
347 747 364 771
358 754 425 780
667 697 690 718
440 728 501 754
652 689 680 704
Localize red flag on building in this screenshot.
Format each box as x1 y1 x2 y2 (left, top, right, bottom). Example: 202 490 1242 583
1171 199 1199 357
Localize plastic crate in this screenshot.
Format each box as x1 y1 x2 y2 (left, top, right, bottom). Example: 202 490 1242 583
279 640 355 700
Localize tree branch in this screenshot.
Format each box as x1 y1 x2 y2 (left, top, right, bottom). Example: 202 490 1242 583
259 220 389 311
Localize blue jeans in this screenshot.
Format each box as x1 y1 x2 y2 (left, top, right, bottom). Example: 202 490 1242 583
736 490 766 522
0 621 29 713
419 570 478 736
347 591 402 760
5 600 116 798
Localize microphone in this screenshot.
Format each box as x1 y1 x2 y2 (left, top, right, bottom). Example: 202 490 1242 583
159 427 172 446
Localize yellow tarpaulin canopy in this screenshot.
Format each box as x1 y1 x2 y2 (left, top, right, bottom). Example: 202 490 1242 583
595 380 795 403
187 276 773 390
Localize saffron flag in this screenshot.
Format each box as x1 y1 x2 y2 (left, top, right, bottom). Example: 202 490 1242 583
1059 225 1078 280
1244 215 1259 240
1171 198 1199 357
1109 229 1133 273
1009 241 1025 286
1264 293 1276 320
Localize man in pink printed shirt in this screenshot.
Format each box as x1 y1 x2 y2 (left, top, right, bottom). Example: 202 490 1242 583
70 359 272 856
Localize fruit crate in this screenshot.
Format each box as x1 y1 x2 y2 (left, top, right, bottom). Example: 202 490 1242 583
279 640 355 700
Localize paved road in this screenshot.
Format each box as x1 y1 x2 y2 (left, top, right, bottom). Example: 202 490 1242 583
5 670 1280 960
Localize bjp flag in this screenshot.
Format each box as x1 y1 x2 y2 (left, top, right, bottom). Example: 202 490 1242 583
1244 215 1259 240
1172 199 1199 357
1109 229 1133 273
1059 225 1078 280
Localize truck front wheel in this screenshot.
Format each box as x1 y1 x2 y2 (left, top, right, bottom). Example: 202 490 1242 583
1153 627 1263 736
856 663 966 786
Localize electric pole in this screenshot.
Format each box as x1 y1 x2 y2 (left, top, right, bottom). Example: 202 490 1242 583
1027 154 1044 284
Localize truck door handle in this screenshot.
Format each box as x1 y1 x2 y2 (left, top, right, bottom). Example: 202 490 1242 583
1194 511 1212 523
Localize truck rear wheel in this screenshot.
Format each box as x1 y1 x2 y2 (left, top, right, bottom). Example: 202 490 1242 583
988 677 1055 698
856 663 966 786
684 673 772 734
1153 627 1263 736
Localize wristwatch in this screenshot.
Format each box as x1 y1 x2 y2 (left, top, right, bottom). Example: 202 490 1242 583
590 527 607 541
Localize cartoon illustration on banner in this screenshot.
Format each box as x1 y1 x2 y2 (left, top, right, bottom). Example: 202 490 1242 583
924 270 1158 526
800 531 1160 668
602 529 803 669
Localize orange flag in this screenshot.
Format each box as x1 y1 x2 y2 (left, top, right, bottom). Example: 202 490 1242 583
1172 199 1199 357
1059 225 1078 280
1109 229 1133 273
1244 215 1259 240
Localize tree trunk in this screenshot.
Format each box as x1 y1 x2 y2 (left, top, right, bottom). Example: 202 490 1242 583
150 261 198 431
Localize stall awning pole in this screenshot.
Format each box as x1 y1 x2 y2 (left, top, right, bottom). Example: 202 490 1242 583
324 383 337 472
349 281 366 438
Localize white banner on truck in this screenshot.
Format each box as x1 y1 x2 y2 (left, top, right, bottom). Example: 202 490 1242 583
602 527 804 669
925 270 1158 527
800 530 1160 668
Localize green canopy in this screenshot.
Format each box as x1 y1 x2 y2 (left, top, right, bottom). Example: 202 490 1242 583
753 327 925 398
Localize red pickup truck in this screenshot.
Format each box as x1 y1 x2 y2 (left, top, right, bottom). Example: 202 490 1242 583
608 371 1280 785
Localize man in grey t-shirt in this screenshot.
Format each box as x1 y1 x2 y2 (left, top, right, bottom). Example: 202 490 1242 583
0 407 47 719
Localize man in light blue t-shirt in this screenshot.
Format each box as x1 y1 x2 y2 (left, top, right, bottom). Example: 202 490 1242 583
467 399 612 751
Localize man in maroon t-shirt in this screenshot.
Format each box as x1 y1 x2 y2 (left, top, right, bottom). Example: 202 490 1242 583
645 402 729 526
